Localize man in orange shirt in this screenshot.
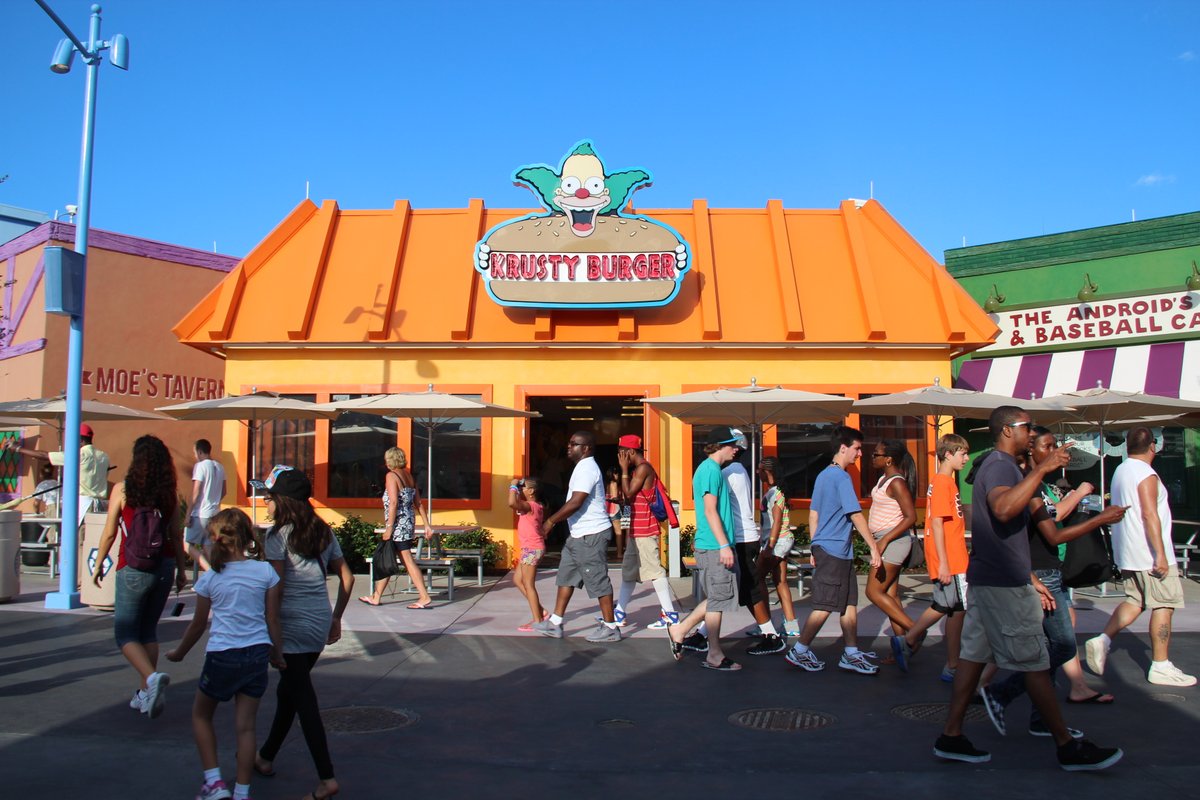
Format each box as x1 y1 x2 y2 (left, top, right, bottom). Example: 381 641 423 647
891 434 970 678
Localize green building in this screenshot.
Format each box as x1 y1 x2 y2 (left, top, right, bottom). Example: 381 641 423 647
945 211 1200 522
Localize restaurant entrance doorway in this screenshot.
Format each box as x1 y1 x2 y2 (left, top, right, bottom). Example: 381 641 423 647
526 395 644 551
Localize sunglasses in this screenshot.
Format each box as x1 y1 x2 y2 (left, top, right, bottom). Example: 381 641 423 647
1006 421 1031 430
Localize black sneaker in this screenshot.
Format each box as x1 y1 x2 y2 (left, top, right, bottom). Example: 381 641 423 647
1057 739 1123 771
933 734 991 764
681 633 709 653
746 633 786 656
978 685 1006 736
1029 719 1084 739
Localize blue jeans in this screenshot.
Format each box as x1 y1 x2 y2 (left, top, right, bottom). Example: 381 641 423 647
199 644 270 701
113 559 176 647
991 569 1077 721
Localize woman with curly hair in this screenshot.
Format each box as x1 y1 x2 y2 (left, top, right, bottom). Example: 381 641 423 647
92 434 187 720
256 467 352 800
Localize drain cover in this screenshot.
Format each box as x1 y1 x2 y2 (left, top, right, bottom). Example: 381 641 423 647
597 718 635 729
729 708 835 731
1149 693 1187 704
322 706 419 734
892 703 988 724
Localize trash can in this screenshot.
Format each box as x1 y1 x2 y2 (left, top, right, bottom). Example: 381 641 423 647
0 510 21 602
21 519 50 567
79 512 116 610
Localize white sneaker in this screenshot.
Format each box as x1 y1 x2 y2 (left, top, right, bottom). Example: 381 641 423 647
1148 661 1198 687
784 646 825 672
129 689 147 713
1084 636 1108 676
838 650 880 675
144 671 170 719
646 611 679 630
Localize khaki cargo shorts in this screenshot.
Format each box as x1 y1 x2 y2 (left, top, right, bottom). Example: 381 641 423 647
959 584 1049 672
1122 566 1185 610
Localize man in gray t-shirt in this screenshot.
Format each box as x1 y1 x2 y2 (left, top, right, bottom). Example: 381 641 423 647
935 406 1122 772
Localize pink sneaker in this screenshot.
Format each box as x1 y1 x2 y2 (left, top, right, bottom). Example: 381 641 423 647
517 623 534 632
196 779 231 800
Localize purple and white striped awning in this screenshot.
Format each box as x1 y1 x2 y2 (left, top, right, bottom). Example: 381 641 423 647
956 341 1200 402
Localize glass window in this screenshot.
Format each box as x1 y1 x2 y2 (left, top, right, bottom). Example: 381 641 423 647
326 394 398 498
688 424 753 490
775 422 837 499
248 394 315 491
411 394 482 501
858 409 928 499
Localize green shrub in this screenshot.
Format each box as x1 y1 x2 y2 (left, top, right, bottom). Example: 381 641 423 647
332 514 379 573
679 524 695 558
440 524 499 575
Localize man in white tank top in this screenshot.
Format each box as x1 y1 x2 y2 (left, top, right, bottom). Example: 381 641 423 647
1085 427 1194 687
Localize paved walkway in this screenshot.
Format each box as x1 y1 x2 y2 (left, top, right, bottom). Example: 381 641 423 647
2 567 1198 798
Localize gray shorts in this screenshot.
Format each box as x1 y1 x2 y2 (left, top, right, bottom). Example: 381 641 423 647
930 574 968 615
557 531 613 598
185 516 210 547
696 548 739 612
811 545 857 613
874 532 912 566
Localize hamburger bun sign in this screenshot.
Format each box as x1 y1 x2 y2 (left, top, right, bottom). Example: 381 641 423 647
475 141 691 309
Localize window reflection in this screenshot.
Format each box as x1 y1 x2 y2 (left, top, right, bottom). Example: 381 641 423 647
411 395 482 501
326 394 398 498
248 394 315 491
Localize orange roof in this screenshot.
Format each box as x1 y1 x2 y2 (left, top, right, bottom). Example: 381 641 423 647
175 198 998 352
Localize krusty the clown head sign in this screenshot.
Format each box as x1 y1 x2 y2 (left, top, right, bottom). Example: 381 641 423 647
475 141 691 309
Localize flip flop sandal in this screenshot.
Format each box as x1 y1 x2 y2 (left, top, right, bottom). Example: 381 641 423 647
668 635 684 662
252 761 275 778
1067 692 1115 704
700 657 741 671
358 596 380 606
407 602 432 610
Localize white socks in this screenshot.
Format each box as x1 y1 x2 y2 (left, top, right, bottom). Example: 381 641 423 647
233 784 250 800
549 614 564 626
618 581 635 610
759 621 779 637
651 577 675 613
203 768 221 785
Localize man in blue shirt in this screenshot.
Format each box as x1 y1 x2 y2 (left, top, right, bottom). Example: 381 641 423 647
785 425 882 675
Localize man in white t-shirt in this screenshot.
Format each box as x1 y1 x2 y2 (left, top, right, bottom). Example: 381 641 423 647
533 431 621 643
185 439 227 573
722 430 786 656
1086 427 1194 687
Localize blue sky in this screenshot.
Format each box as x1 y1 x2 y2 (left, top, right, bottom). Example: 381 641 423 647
2 0 1197 260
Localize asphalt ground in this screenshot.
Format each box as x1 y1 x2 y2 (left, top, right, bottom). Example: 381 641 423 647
2 567 1198 799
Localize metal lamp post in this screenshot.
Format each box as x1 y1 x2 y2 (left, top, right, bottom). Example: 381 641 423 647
37 2 128 610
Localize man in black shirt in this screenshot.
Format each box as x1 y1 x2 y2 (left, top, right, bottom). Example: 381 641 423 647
934 406 1123 771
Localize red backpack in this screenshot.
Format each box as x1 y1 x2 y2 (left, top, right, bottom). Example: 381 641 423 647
123 506 168 570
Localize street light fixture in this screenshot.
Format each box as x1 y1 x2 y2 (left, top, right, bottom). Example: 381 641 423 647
35 1 129 610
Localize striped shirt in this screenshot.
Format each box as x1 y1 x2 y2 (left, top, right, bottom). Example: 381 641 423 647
868 474 906 535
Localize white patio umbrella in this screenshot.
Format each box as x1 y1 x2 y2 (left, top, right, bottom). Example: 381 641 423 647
644 378 855 512
850 377 1073 431
0 396 172 427
318 386 538 524
157 391 340 520
1035 386 1200 501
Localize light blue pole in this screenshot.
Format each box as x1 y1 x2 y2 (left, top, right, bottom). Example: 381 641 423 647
45 4 104 610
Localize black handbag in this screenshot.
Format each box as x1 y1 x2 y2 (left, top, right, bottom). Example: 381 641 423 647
904 532 925 571
372 539 401 578
1061 511 1117 589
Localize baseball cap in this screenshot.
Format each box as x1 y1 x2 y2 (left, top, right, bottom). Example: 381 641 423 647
79 423 94 437
264 464 312 501
617 434 642 450
705 425 741 446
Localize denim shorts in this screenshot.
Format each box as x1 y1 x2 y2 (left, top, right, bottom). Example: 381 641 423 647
199 643 271 701
113 560 176 648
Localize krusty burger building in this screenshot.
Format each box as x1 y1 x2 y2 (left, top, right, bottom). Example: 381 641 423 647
173 142 998 563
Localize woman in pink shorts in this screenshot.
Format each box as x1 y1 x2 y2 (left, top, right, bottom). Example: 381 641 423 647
508 477 547 631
